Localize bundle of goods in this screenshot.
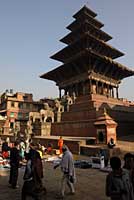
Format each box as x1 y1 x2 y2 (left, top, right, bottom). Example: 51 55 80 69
74 160 92 169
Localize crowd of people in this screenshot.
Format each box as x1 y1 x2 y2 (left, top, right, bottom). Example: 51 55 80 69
1 136 134 200
0 136 75 200
0 138 46 199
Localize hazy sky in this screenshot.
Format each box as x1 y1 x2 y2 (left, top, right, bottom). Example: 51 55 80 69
0 0 134 100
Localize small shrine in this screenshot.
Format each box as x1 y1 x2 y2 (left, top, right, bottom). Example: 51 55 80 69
94 109 117 144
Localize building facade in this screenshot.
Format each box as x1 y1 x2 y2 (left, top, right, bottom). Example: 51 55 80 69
0 90 43 135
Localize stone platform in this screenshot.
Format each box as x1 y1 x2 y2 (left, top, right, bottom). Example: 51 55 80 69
32 135 121 157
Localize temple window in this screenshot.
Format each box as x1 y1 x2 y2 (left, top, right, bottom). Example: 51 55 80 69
10 112 14 118
11 101 15 107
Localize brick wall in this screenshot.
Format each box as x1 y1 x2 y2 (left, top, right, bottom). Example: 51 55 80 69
51 121 96 137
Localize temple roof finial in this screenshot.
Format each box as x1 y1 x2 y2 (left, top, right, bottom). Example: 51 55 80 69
86 1 90 6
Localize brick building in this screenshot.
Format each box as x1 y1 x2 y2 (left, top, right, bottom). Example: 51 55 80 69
0 89 43 135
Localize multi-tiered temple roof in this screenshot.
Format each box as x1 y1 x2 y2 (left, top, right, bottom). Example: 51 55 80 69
40 6 134 98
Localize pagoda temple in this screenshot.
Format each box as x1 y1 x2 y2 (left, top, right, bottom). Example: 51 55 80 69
40 6 134 142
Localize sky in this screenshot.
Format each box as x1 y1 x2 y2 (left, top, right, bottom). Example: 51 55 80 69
0 0 134 100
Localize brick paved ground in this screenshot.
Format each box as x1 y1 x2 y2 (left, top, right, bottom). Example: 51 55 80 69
0 160 110 200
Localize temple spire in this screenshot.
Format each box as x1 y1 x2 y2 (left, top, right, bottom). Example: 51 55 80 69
40 5 134 99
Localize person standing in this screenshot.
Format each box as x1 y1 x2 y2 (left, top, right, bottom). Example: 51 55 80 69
22 153 42 200
29 143 45 192
9 140 20 189
22 153 34 200
123 153 134 192
99 148 109 167
106 156 134 200
19 139 26 161
123 153 134 170
58 136 63 154
54 145 76 199
22 143 46 199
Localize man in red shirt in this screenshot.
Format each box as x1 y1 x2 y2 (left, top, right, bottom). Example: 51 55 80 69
58 136 63 154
